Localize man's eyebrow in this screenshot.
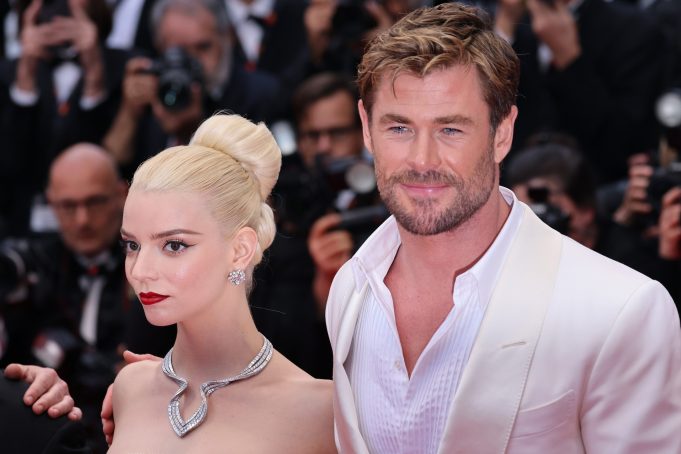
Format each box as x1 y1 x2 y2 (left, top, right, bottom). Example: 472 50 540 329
119 228 202 239
378 113 475 126
379 113 411 124
433 115 475 126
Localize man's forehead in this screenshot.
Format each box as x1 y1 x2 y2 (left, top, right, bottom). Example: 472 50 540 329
158 14 218 53
376 65 477 93
367 66 486 121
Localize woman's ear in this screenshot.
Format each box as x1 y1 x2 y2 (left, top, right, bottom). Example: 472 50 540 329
230 227 258 269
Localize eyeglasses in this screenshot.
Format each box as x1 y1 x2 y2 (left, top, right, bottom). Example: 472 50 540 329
50 195 113 217
298 125 359 144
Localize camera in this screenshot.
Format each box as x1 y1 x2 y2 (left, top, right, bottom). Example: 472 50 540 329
645 89 681 215
314 154 388 238
144 47 204 111
36 0 70 23
526 187 570 234
35 0 77 61
647 162 681 211
273 153 387 238
332 0 380 42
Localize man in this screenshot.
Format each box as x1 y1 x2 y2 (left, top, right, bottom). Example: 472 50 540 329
291 73 384 309
0 144 170 450
251 72 367 378
0 0 129 236
494 0 665 182
506 141 670 294
225 0 308 83
0 371 90 454
102 0 283 179
326 3 681 453
1 144 128 368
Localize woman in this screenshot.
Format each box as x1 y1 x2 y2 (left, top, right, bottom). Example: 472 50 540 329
107 115 335 452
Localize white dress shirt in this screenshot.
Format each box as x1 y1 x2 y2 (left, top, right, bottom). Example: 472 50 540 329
345 187 523 454
225 0 275 64
107 0 146 50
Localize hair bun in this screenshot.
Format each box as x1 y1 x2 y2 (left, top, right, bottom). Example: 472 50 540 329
190 115 282 201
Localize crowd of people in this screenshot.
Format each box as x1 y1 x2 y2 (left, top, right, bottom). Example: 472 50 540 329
0 0 680 452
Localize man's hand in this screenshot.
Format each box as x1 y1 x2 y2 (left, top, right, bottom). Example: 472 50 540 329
49 0 105 98
658 187 681 260
362 1 396 43
121 57 158 117
308 213 353 311
304 0 337 64
101 350 161 446
17 0 53 92
613 154 654 226
3 363 82 420
151 83 203 139
495 0 526 41
527 0 581 69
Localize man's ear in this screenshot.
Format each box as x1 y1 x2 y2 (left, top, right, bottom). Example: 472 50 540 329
230 227 258 269
358 100 373 155
493 105 518 164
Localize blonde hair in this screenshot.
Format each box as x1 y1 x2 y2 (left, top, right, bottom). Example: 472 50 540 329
357 3 519 131
130 114 281 266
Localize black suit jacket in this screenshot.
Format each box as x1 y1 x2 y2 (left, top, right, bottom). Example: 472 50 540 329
0 374 91 454
511 0 665 182
232 0 310 113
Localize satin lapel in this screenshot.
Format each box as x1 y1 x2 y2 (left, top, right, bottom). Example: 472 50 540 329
333 281 371 454
438 205 563 454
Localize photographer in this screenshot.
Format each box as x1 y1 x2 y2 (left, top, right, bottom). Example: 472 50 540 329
0 0 130 236
248 73 384 378
304 0 410 75
294 73 379 309
505 140 663 277
102 0 284 179
495 0 666 182
0 144 170 452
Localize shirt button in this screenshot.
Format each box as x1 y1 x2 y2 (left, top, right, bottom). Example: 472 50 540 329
394 360 402 370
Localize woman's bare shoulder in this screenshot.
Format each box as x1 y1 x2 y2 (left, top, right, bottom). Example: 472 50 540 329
263 353 336 453
113 359 161 394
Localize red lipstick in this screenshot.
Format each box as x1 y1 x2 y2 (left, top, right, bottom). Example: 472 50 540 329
139 292 169 306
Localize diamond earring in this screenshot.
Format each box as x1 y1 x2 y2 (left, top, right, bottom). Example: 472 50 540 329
228 269 246 286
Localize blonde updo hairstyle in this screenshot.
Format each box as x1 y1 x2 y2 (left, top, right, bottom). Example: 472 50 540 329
129 114 281 269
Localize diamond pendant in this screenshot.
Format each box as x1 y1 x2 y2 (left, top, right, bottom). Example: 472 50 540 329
166 382 212 437
162 336 273 438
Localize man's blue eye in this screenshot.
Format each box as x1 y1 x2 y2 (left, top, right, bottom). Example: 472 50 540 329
442 127 461 135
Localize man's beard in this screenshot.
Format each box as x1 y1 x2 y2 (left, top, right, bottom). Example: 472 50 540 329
376 145 496 236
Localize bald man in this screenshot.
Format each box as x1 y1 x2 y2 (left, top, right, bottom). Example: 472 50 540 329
46 143 127 259
0 143 147 450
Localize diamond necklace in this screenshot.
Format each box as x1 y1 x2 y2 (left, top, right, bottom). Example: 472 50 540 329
161 335 273 438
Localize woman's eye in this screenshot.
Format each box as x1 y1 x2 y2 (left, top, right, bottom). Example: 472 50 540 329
120 239 139 254
164 240 188 254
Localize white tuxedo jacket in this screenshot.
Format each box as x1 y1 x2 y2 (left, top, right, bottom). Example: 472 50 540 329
326 203 681 453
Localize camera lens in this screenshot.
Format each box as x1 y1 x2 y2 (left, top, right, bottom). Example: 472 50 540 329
159 79 190 110
154 47 203 111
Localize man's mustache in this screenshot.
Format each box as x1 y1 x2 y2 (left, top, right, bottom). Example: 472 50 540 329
387 169 460 186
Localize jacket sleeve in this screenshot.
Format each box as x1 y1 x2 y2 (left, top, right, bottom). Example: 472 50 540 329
581 280 681 453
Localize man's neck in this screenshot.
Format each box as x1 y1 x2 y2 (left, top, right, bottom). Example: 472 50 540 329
393 190 511 284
